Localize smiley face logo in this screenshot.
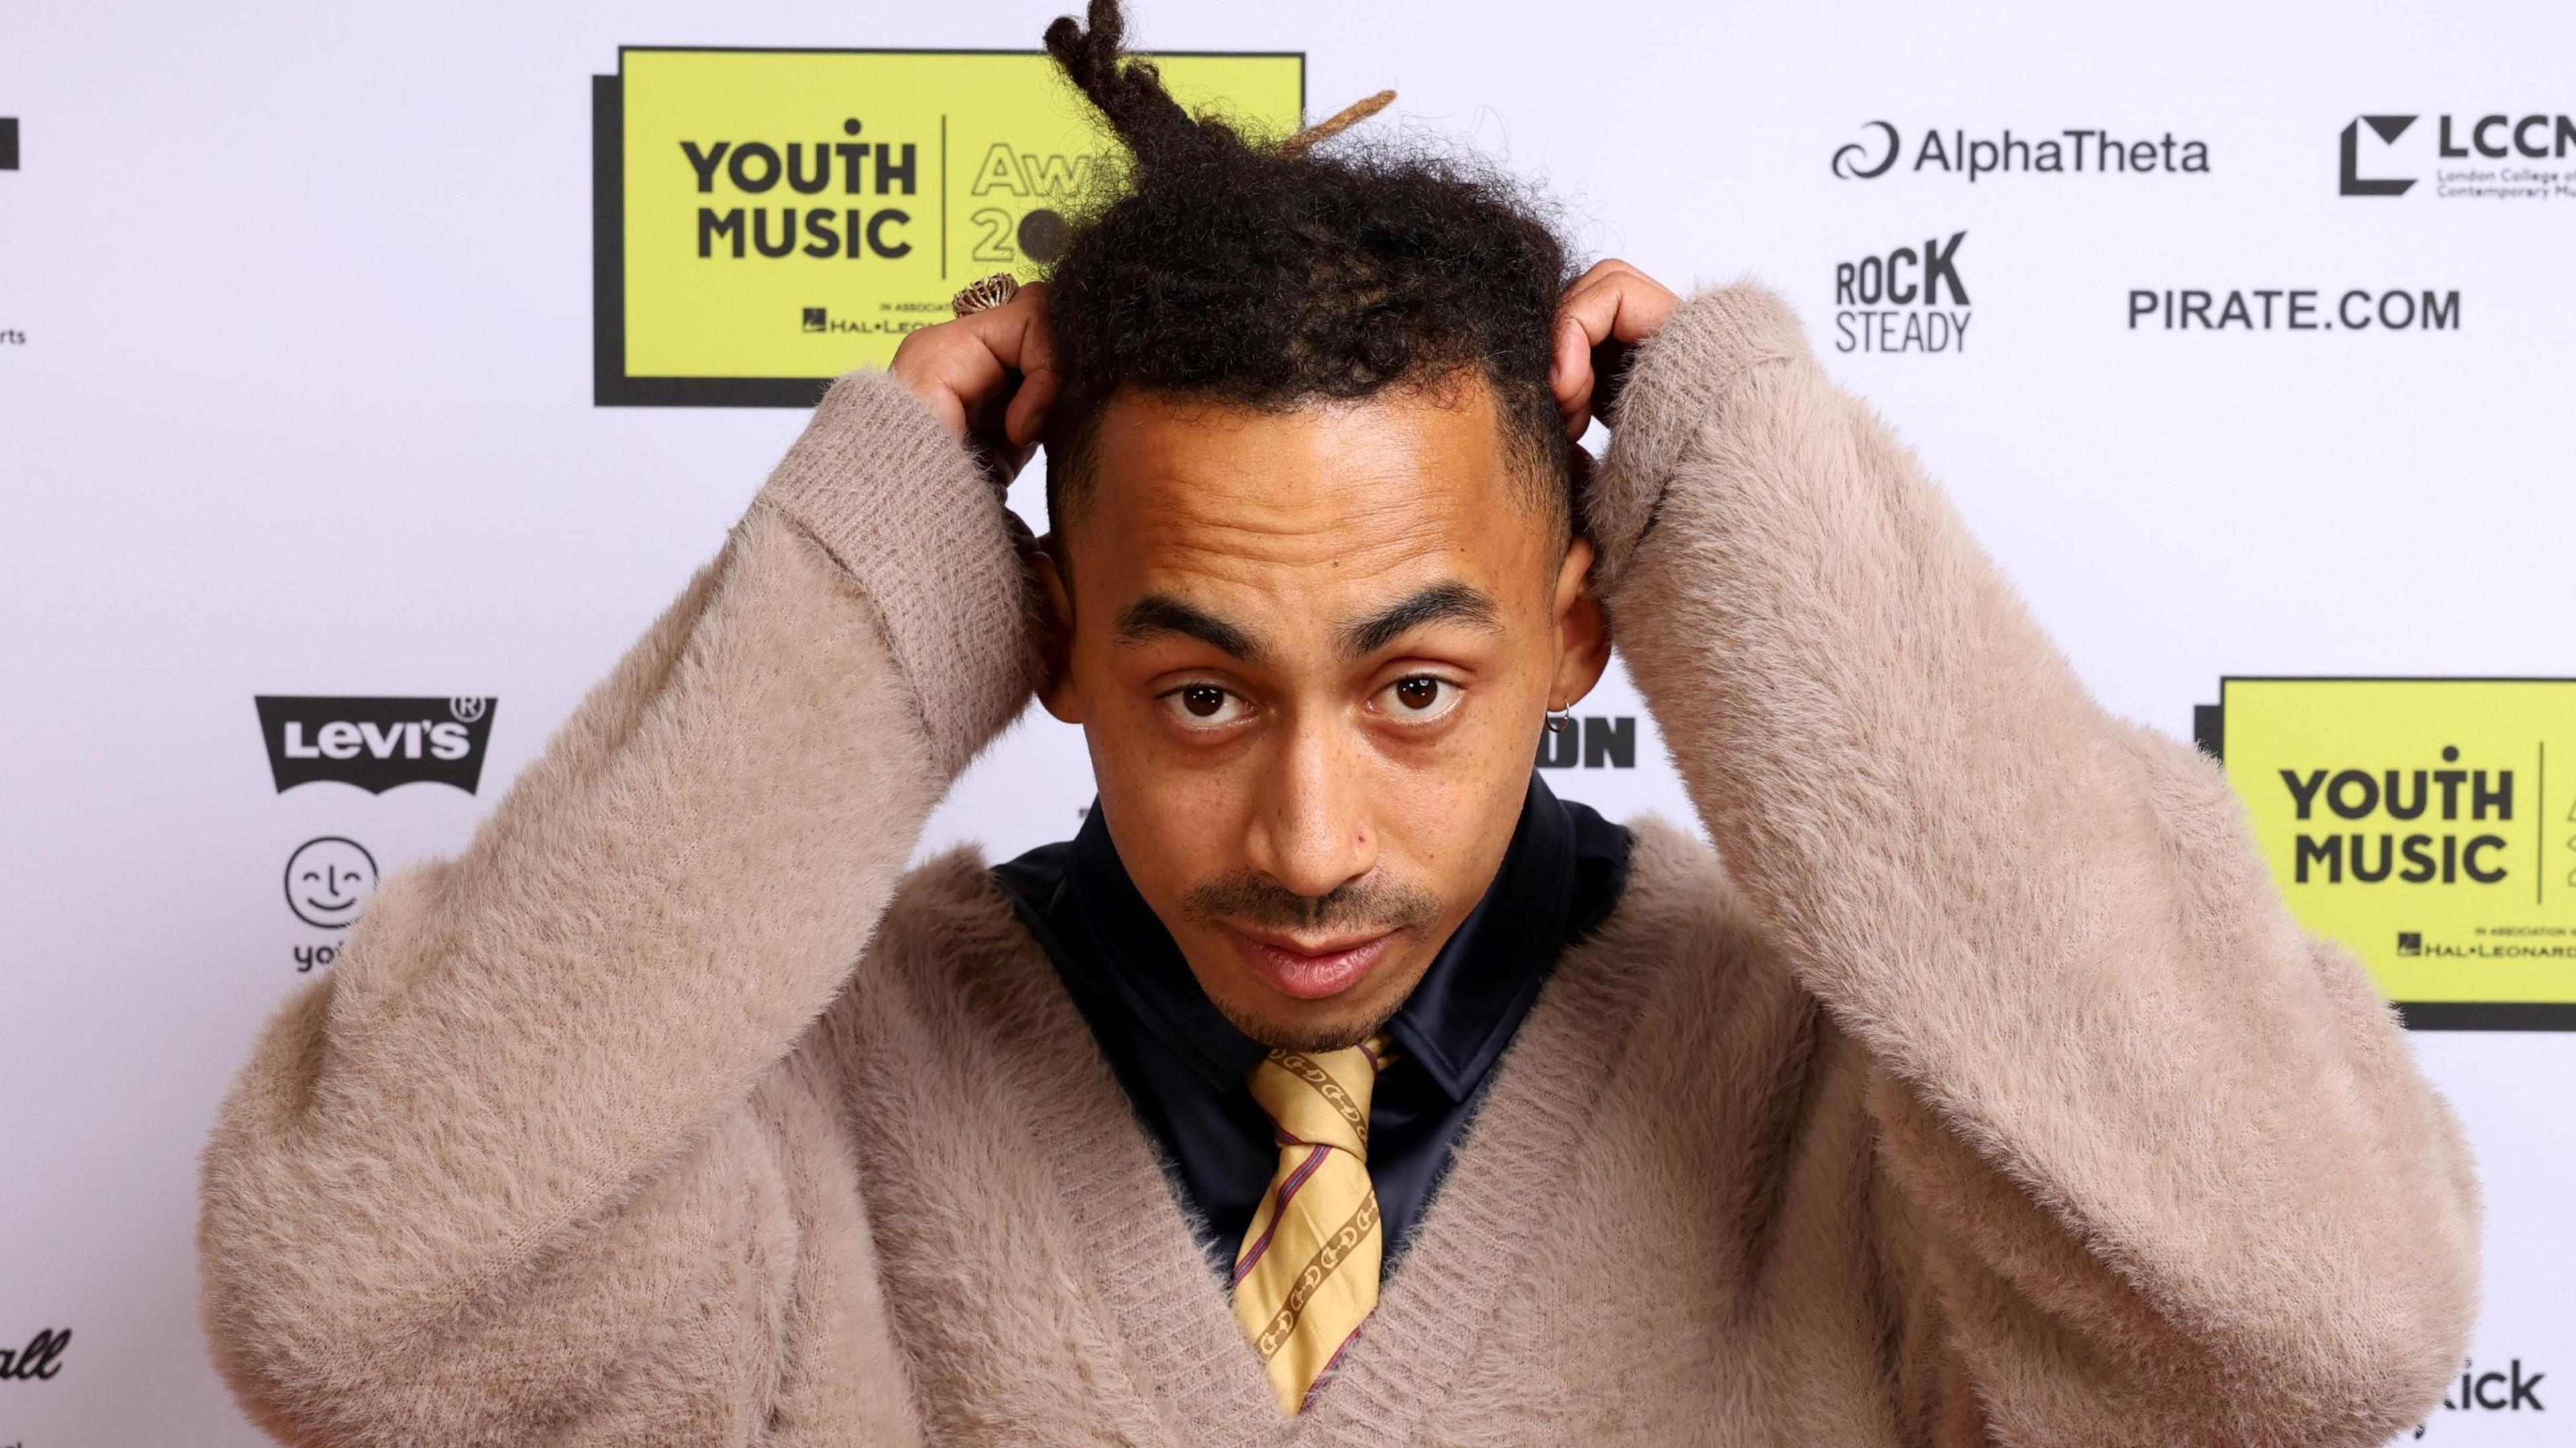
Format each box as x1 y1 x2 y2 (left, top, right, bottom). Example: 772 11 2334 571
285 836 379 929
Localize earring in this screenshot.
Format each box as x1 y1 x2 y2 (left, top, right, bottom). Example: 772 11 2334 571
1546 706 1576 734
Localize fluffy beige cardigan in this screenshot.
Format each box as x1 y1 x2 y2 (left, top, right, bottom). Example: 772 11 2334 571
197 284 2479 1446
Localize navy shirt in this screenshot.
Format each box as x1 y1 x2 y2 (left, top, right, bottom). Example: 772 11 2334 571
991 771 1631 1284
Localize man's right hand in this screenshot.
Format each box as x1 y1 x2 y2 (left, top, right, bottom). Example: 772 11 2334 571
888 281 1059 485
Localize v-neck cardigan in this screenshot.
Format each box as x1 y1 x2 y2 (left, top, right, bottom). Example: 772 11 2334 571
196 284 2480 1447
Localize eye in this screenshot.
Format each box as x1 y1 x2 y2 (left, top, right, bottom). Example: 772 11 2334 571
1375 674 1461 724
1160 682 1252 729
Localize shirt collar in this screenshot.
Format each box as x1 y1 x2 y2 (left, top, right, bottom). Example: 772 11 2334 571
1057 799 1271 1090
1049 771 1627 1104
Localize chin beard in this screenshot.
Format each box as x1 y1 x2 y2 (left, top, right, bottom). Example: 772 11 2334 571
1209 995 1399 1054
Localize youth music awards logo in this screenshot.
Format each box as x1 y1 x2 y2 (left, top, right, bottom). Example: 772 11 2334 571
2195 678 2576 1029
592 47 1304 406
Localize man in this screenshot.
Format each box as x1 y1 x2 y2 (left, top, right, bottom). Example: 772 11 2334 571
197 3 2479 1443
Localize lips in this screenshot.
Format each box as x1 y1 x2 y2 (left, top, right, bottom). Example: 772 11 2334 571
1228 927 1393 1001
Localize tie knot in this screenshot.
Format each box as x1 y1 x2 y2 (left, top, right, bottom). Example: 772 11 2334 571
1246 1032 1396 1160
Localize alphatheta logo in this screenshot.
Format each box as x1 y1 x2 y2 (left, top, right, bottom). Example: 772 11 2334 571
1833 232 1970 355
2340 111 2576 201
1831 121 1899 179
285 836 378 930
1831 121 2208 180
255 695 496 793
2195 678 2576 1029
592 47 1303 406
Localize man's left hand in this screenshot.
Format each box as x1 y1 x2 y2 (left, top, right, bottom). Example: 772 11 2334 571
1551 259 1680 439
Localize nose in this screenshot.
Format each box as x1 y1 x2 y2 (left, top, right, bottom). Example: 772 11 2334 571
1242 708 1378 901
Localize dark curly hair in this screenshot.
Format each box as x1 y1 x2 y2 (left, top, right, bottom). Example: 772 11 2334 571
1038 0 1576 547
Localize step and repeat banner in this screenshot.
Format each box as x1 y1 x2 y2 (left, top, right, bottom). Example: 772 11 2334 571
2 1 2569 1441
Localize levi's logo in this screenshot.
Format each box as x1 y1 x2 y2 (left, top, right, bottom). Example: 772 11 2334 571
255 696 497 793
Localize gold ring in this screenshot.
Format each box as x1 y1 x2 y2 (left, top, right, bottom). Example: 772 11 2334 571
951 273 1020 317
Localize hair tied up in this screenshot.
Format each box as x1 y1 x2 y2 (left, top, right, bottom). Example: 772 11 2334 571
1043 0 1214 168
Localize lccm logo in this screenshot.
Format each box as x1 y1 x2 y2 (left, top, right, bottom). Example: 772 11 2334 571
256 696 497 793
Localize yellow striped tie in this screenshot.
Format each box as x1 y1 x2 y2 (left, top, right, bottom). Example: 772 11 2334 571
1231 1032 1396 1415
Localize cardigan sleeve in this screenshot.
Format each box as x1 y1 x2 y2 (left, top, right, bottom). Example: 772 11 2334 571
195 370 1038 1445
1587 284 2483 1448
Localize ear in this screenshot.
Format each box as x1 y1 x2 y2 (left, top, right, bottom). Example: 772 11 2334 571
1031 535 1083 724
1548 533 1613 710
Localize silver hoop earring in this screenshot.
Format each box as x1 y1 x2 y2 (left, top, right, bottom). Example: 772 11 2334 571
1546 709 1576 734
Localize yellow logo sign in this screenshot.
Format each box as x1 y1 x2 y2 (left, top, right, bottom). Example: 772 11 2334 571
592 47 1305 405
2199 677 2576 1027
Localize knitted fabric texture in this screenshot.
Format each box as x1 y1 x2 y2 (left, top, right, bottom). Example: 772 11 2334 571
197 285 2480 1448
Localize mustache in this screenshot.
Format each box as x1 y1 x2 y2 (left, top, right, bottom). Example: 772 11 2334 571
1178 870 1444 938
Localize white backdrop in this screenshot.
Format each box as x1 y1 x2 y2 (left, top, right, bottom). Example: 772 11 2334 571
3 1 2571 1441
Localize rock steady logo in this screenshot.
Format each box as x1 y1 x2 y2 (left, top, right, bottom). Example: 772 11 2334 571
592 47 1303 406
1833 231 1969 354
256 695 497 794
2195 678 2576 1029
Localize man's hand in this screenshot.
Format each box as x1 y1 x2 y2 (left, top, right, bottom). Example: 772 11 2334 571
888 281 1060 484
1552 260 1680 439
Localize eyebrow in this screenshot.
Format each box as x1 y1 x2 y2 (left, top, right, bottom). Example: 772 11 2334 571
1338 581 1501 659
1112 581 1502 665
1116 595 1268 663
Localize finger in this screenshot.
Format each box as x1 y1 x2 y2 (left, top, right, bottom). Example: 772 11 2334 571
942 339 1014 439
1570 260 1679 337
892 325 1008 439
901 283 1051 444
970 281 1053 375
928 287 1044 448
1554 266 1683 435
1553 276 1627 434
1554 329 1595 438
1586 272 1678 347
1005 366 1060 449
1000 287 1060 446
1550 276 1611 420
1572 277 1647 431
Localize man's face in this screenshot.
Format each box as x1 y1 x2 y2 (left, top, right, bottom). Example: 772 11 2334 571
1036 376 1607 1052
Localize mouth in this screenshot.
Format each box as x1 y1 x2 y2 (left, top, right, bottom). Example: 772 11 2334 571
1225 925 1396 1001
305 894 354 911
